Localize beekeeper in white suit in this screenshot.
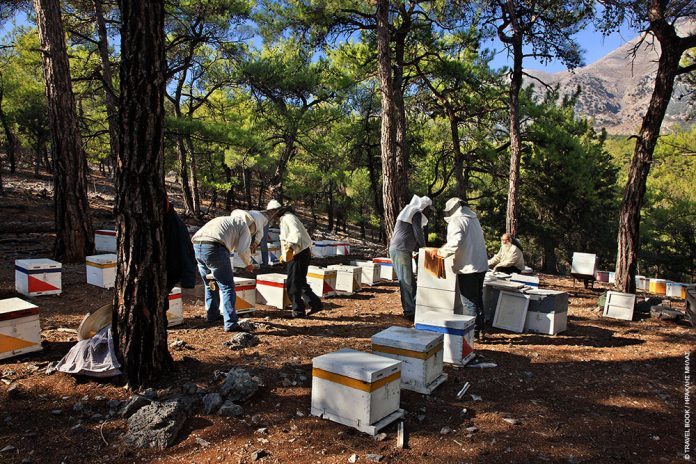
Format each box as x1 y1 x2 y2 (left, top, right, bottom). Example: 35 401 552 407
437 198 488 338
389 194 434 321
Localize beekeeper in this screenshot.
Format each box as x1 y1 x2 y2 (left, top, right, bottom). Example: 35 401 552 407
488 233 525 274
388 194 434 321
438 198 488 337
275 202 323 318
250 200 283 266
191 212 255 332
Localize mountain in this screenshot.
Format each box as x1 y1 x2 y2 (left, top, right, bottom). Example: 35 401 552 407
525 30 694 135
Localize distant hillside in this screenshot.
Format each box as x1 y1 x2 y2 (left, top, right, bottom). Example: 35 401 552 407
526 27 695 135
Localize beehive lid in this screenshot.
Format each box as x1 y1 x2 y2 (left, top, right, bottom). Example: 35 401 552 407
312 348 401 383
372 326 443 352
0 298 39 321
257 273 286 283
234 277 256 286
308 266 337 277
86 254 117 265
354 260 377 267
373 257 392 264
95 229 116 235
328 265 360 271
169 287 181 295
15 258 62 270
525 289 566 296
414 310 475 330
486 280 524 290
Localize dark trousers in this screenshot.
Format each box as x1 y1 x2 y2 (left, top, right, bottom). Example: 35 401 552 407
286 248 321 312
496 266 522 274
457 272 486 331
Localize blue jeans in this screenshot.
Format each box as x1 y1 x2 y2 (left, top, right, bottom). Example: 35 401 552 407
457 272 486 331
260 224 270 265
389 248 416 317
194 243 237 330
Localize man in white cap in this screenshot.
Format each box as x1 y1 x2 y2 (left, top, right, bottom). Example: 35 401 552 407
192 213 255 332
273 202 323 318
438 198 488 337
389 194 434 321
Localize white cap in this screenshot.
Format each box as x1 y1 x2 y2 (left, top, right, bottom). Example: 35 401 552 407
266 199 282 210
444 197 462 216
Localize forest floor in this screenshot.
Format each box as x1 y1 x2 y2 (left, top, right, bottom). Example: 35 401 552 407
0 169 693 464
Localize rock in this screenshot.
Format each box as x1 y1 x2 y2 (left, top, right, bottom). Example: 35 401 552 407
182 383 199 395
251 449 268 460
365 454 384 462
170 339 187 350
120 395 151 418
72 402 85 413
348 454 358 463
90 413 104 422
202 393 223 415
50 410 62 416
374 432 387 441
470 394 482 401
107 399 123 410
218 401 243 417
142 388 157 400
256 427 268 434
251 414 263 425
94 396 106 401
416 414 426 422
295 410 305 417
124 401 189 449
70 424 85 435
502 418 522 426
1 445 16 453
21 459 31 464
7 383 19 398
224 333 260 350
195 437 211 447
237 320 257 332
164 395 199 415
465 426 478 433
220 368 259 402
440 426 452 435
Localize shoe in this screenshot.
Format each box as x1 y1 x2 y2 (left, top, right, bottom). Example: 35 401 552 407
224 324 247 333
290 311 306 318
307 303 324 315
206 315 222 324
402 314 415 323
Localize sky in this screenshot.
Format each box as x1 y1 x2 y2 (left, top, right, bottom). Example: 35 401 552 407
2 10 639 75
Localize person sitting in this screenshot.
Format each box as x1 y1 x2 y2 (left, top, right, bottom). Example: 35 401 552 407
488 233 525 274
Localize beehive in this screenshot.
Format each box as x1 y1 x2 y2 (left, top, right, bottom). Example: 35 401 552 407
307 267 337 297
0 298 42 360
327 265 362 295
415 248 461 316
336 242 351 256
649 278 667 295
256 273 290 309
482 279 525 323
603 291 636 321
510 273 539 287
15 259 62 297
571 252 597 278
523 289 568 335
166 287 183 327
608 272 616 284
311 241 330 258
233 277 256 315
414 310 475 366
373 257 396 281
666 282 686 299
85 254 117 289
635 275 648 290
232 251 261 269
352 260 381 286
267 243 281 265
311 348 404 435
596 271 609 283
371 326 447 394
323 241 338 257
94 229 117 253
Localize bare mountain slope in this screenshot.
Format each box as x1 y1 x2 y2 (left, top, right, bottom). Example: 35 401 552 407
526 30 694 135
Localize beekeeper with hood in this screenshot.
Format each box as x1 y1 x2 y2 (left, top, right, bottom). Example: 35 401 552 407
389 194 434 321
192 211 255 332
274 201 323 318
438 198 488 337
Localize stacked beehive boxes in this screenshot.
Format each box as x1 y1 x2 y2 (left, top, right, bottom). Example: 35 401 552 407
94 229 117 252
233 277 256 315
415 310 475 366
256 273 290 309
373 257 396 281
414 248 462 317
85 254 117 289
327 265 362 295
523 289 568 335
167 287 183 327
352 260 382 286
307 267 337 298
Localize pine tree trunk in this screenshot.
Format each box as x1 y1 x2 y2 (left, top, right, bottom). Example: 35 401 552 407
185 134 201 216
33 0 94 262
93 0 119 175
376 0 399 244
505 34 523 237
114 0 171 388
615 23 683 294
176 135 194 214
268 134 295 200
327 184 334 231
244 167 253 208
0 86 18 178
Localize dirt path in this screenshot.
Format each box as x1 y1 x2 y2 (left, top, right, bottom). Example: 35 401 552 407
0 170 692 464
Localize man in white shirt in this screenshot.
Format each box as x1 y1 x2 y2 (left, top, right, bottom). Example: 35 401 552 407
438 198 488 337
275 202 322 318
488 233 525 274
192 213 255 332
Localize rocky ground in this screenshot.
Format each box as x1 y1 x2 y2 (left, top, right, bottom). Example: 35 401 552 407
0 169 693 464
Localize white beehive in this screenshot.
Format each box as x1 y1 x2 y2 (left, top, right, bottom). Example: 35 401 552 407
15 259 62 297
166 287 183 327
352 260 382 286
233 277 256 315
324 240 338 257
603 291 636 321
371 326 447 394
414 310 475 366
510 273 539 287
415 248 462 315
327 265 362 295
571 252 597 279
523 289 568 335
0 298 42 360
94 229 117 252
307 266 337 297
267 228 280 242
311 348 405 435
267 243 281 265
373 257 396 281
416 248 457 290
232 251 261 269
336 242 351 256
482 279 525 323
85 254 117 289
311 241 330 258
256 273 290 309
666 282 686 299
635 275 648 291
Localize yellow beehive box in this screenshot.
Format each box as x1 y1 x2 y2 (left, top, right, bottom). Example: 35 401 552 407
85 254 117 289
307 266 337 297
